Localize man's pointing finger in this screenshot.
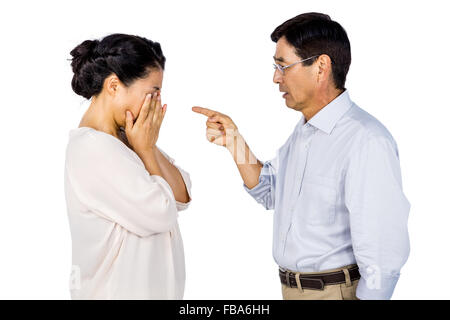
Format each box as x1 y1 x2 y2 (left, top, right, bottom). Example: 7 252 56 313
192 106 218 117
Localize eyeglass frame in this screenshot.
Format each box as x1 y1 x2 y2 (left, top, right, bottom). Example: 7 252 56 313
273 55 320 75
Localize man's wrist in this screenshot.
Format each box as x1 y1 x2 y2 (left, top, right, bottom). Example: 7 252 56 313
225 130 240 153
226 131 250 165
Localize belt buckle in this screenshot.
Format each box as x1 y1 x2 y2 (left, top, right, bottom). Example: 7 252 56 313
301 277 325 290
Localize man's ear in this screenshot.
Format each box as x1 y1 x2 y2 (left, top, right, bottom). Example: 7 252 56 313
316 54 332 83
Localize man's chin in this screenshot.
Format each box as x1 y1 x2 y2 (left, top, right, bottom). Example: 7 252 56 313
284 101 302 112
284 100 295 109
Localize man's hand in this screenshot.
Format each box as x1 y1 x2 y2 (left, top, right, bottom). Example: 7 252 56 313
192 105 263 189
191 106 239 150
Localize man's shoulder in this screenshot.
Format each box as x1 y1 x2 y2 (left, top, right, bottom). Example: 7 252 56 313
344 104 395 143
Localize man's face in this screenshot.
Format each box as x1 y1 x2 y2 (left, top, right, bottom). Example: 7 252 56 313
273 37 317 112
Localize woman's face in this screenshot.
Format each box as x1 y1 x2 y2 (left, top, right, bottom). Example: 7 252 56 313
113 68 164 128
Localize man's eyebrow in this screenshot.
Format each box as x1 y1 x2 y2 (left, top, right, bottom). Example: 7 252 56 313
273 56 285 63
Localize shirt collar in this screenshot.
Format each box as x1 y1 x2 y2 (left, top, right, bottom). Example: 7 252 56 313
306 90 353 135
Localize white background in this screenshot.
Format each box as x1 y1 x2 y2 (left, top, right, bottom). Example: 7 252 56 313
0 0 449 299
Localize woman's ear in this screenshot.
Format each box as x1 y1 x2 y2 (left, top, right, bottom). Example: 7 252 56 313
104 73 121 97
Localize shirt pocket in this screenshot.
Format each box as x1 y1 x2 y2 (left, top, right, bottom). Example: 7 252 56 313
297 175 337 225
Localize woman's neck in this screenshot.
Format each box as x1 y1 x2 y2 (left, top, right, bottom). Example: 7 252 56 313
79 95 119 138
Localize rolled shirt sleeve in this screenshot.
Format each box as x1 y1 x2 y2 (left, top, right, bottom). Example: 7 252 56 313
344 135 410 300
243 155 279 210
66 132 178 237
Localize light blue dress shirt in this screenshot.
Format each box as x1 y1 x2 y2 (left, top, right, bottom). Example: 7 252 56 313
244 90 410 300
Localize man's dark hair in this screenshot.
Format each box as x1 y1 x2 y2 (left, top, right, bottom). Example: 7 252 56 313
271 12 351 90
70 33 165 99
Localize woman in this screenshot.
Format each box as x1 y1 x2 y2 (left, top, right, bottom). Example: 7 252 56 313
64 34 192 299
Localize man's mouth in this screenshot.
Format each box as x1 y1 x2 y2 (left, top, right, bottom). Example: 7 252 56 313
280 89 289 98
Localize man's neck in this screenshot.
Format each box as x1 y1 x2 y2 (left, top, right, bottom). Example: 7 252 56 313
302 88 344 122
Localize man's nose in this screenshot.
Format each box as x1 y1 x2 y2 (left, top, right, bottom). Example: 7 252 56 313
273 69 283 84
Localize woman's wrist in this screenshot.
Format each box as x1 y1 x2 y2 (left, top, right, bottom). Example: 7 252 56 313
138 148 162 176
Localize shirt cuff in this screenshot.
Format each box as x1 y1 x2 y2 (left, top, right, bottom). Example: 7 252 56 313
243 176 264 204
242 161 274 207
242 159 268 195
356 273 400 300
243 180 260 194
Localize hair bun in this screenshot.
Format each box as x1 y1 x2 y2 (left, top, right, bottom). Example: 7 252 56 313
69 39 100 75
69 34 166 99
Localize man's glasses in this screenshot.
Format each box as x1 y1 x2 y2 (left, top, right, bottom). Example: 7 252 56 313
273 55 320 75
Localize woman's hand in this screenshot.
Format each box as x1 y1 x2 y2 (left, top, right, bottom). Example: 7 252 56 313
124 92 167 157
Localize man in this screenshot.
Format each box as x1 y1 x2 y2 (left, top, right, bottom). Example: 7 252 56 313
192 12 409 300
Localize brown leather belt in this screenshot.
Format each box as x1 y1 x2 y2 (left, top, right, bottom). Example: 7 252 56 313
279 265 361 290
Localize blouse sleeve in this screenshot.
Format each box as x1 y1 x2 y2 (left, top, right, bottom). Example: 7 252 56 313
65 131 178 237
157 146 192 212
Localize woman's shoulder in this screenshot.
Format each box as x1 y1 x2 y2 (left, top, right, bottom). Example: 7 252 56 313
68 127 105 151
66 127 136 163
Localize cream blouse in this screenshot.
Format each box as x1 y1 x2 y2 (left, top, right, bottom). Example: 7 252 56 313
64 127 192 299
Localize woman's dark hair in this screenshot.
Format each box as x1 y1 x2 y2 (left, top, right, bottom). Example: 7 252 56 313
271 12 351 90
70 33 166 99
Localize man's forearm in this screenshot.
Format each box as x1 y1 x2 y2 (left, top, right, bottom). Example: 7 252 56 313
226 131 263 189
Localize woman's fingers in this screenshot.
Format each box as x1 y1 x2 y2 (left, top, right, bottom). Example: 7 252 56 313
145 92 158 126
147 93 166 141
152 92 160 120
152 92 163 124
136 93 152 125
125 110 134 132
159 105 167 135
161 104 167 122
125 92 165 153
